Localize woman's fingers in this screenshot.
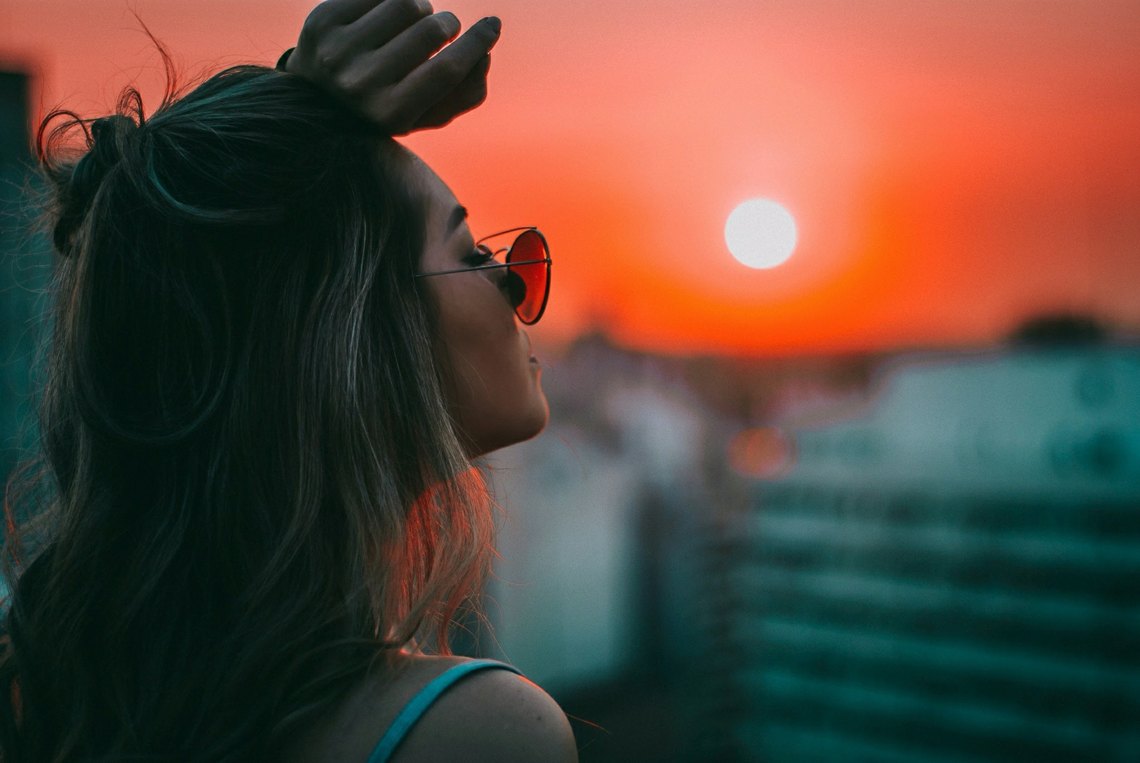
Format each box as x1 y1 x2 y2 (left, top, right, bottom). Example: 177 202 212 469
340 0 435 54
314 0 410 26
389 16 500 127
364 11 462 85
286 2 500 134
412 54 491 130
292 0 434 77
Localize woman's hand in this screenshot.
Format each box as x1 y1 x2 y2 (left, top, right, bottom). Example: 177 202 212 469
284 0 501 135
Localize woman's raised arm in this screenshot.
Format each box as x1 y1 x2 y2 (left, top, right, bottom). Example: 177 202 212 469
282 0 501 134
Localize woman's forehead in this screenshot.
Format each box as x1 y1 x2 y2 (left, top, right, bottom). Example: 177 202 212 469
418 166 461 228
377 140 461 228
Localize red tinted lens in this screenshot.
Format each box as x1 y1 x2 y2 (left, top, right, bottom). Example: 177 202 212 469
506 230 549 324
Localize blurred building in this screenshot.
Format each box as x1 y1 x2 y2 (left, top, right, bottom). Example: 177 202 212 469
484 335 1140 762
485 334 715 689
1 70 55 620
1 69 51 561
701 346 1140 761
483 334 726 760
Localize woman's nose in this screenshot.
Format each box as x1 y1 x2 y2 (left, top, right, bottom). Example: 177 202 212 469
504 271 526 310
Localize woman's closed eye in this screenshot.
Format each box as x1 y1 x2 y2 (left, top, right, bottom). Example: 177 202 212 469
463 245 496 267
460 245 521 304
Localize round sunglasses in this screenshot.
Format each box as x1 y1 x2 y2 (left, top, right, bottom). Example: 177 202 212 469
414 227 552 325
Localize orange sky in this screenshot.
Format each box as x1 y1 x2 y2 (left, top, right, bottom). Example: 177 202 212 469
4 0 1139 355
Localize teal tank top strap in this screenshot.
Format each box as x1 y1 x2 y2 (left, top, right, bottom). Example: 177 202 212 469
366 658 523 763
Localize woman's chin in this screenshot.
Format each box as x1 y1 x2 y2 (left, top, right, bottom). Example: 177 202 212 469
465 397 549 458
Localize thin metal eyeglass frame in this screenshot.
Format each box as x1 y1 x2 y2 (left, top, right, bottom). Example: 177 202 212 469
413 226 552 325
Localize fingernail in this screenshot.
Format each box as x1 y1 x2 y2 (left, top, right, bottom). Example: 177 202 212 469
484 16 502 36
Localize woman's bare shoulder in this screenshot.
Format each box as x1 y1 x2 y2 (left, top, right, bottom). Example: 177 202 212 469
391 657 578 763
282 652 463 762
283 652 577 763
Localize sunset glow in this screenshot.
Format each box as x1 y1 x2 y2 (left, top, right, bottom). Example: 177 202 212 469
4 0 1139 356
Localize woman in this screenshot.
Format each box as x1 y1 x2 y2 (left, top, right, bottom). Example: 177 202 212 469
0 1 576 760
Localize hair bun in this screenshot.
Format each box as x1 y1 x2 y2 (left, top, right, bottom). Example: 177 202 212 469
53 114 140 256
90 114 138 166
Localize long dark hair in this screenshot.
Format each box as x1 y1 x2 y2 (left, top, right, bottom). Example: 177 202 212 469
0 60 494 761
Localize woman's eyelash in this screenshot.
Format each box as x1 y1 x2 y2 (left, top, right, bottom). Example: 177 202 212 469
463 246 495 266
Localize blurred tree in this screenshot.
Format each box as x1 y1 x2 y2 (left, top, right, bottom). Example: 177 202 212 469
1009 313 1110 347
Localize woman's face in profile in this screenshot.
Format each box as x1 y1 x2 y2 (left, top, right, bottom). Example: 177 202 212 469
397 148 549 457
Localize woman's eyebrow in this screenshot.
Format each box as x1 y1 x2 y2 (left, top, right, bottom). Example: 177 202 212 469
447 205 468 235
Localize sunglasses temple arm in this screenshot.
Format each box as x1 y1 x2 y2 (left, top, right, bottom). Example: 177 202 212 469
414 259 550 279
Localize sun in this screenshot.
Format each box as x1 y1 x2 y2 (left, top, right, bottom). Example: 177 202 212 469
724 198 798 269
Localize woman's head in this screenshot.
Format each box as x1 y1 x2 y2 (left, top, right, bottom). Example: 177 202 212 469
2 61 542 758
